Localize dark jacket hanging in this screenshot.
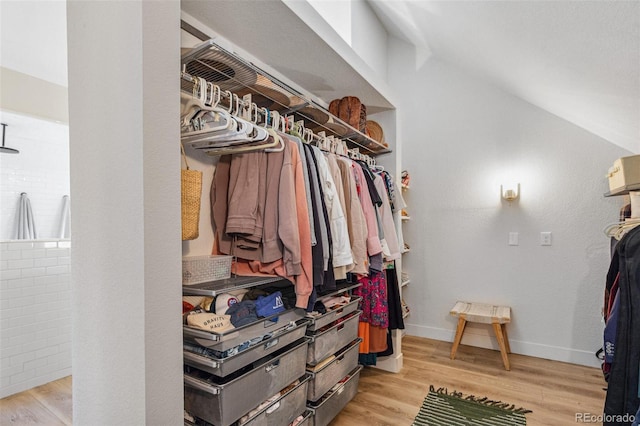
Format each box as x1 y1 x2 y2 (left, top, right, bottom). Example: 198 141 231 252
604 225 640 425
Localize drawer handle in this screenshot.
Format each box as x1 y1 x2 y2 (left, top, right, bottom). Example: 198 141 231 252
184 375 220 395
183 351 219 369
337 323 345 332
265 401 281 415
265 360 280 372
264 338 279 350
263 319 277 328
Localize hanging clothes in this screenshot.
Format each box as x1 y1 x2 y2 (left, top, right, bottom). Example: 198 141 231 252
211 139 312 308
355 270 389 360
290 135 316 247
337 157 369 275
208 125 403 316
355 271 388 328
314 151 352 271
326 153 352 279
376 266 405 357
351 162 382 257
374 174 401 261
303 144 330 273
306 145 336 292
603 225 640 425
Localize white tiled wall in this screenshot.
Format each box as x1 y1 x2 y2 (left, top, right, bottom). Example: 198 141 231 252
0 110 70 240
0 239 71 398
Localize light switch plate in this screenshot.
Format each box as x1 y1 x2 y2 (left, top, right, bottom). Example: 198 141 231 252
509 232 519 246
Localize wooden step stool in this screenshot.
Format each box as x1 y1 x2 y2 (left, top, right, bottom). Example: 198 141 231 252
449 301 512 370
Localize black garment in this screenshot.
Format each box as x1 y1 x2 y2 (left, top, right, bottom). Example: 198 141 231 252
303 145 325 291
604 225 640 425
385 267 405 331
377 331 394 357
355 160 382 207
307 146 336 292
376 266 405 357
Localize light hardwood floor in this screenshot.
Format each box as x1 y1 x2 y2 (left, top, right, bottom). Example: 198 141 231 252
0 375 72 425
0 336 606 425
333 336 607 426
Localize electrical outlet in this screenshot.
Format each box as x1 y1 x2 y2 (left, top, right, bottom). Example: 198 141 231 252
541 232 552 246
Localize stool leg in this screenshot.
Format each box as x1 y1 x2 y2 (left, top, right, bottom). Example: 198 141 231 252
450 317 467 360
501 323 511 354
492 322 511 370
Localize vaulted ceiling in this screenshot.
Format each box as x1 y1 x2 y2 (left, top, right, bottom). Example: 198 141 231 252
1 1 638 152
369 0 640 153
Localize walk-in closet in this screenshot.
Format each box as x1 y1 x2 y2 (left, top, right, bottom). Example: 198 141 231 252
178 15 406 421
2 1 638 425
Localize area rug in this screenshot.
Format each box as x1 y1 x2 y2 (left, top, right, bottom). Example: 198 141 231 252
412 386 532 425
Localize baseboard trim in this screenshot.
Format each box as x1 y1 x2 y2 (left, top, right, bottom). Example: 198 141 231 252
0 368 72 399
405 324 601 368
374 352 403 373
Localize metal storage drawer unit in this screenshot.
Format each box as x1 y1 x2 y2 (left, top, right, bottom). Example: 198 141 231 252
184 320 308 377
184 338 309 426
307 338 362 402
306 296 361 332
306 311 361 365
307 366 363 426
183 307 306 350
241 373 311 426
296 410 314 426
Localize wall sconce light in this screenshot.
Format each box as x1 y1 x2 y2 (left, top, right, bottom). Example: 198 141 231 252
501 183 520 203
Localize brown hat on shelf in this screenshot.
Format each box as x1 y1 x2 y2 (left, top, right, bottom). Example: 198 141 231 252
365 120 388 150
338 96 363 131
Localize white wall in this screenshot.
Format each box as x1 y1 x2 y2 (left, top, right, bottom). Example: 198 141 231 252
0 0 68 87
388 37 631 367
304 0 389 83
350 0 388 82
0 240 71 398
67 1 183 424
308 0 352 45
0 111 70 240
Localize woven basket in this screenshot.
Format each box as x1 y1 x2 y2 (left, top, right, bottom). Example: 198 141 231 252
181 144 202 241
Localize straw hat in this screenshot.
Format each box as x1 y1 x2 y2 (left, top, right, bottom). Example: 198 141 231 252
297 105 330 127
235 75 291 110
313 116 349 137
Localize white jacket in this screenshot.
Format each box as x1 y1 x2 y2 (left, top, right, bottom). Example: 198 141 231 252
313 147 353 268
